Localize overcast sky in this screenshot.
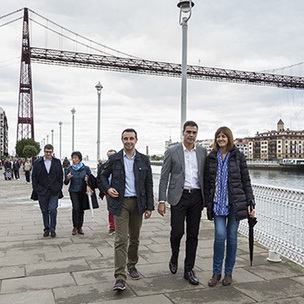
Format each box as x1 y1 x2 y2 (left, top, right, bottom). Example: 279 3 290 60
1 0 304 161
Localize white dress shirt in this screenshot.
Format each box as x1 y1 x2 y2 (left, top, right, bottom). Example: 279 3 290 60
183 144 200 190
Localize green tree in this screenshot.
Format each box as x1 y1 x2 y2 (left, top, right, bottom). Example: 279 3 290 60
23 145 38 158
16 138 40 158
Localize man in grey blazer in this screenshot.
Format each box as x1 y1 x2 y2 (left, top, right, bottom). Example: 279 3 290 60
158 121 206 285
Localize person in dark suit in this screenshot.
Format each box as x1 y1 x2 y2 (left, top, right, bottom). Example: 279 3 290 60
13 158 21 180
97 128 154 292
31 144 63 238
158 121 207 285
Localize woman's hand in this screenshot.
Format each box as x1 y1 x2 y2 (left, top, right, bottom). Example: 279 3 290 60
248 205 255 218
67 172 73 180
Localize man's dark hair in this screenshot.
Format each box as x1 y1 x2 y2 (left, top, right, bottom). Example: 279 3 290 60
121 128 137 139
107 149 117 154
183 121 198 131
44 144 54 151
71 151 82 161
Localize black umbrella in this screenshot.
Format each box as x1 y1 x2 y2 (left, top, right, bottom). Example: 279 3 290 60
248 216 258 266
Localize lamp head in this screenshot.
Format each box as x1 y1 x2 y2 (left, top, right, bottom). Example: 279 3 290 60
177 0 194 13
95 81 103 94
71 108 76 115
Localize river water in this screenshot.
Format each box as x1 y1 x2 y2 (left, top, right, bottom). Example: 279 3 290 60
86 161 304 191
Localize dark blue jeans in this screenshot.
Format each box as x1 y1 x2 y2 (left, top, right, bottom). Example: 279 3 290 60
213 207 239 275
38 192 59 233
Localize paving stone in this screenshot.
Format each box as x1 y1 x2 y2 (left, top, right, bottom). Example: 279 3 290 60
233 277 304 302
258 297 304 304
165 285 255 304
124 274 203 296
73 268 114 285
1 273 76 294
0 290 55 304
44 249 101 261
91 294 173 304
53 282 136 304
26 259 90 276
0 265 25 280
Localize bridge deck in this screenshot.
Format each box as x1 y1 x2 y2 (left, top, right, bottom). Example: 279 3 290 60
0 172 304 304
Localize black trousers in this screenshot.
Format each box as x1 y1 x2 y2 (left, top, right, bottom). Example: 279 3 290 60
13 169 20 179
170 191 202 272
69 191 84 229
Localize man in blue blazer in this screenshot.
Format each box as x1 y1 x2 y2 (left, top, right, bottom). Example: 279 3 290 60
31 144 63 238
158 121 207 285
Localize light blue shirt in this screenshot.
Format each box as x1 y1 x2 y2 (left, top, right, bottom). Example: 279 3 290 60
123 150 136 197
43 157 52 174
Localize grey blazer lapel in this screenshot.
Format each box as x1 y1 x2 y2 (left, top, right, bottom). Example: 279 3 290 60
177 144 185 172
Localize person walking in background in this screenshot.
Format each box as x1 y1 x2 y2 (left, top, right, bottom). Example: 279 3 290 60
31 144 63 238
97 149 117 235
24 158 32 183
13 158 21 180
62 157 70 175
98 128 154 292
158 121 207 285
64 151 91 235
4 158 12 180
205 126 255 287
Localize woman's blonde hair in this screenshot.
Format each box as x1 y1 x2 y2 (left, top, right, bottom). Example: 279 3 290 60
212 126 234 152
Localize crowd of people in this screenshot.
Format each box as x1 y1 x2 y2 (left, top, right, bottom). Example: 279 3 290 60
1 157 29 181
4 121 256 292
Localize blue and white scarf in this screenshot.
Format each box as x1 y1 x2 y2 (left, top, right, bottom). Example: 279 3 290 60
72 161 84 171
213 150 230 216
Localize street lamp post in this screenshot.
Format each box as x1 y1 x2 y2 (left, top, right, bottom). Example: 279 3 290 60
71 108 76 151
51 129 54 146
95 82 103 162
59 121 62 160
177 0 194 141
46 135 49 144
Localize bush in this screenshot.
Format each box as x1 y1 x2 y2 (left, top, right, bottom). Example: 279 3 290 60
16 138 40 158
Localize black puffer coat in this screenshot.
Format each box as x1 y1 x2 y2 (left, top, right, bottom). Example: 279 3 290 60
204 145 254 221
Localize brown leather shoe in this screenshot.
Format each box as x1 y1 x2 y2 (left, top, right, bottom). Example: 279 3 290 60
222 274 232 286
208 274 221 287
43 231 49 237
78 228 84 235
51 232 56 238
72 228 77 235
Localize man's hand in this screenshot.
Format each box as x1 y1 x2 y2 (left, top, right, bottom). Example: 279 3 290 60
144 210 152 219
158 202 166 216
107 188 119 198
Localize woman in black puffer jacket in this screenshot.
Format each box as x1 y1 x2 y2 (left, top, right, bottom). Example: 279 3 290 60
204 126 255 287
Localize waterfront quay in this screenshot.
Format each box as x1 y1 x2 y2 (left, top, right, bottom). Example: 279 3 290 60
1 174 304 304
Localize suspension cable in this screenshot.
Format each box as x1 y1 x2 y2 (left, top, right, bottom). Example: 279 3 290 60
30 18 117 57
29 8 139 59
0 16 23 28
0 8 23 20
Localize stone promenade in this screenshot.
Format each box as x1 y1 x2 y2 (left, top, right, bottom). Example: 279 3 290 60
1 172 304 304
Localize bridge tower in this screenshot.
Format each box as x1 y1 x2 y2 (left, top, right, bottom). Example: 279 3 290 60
16 7 34 142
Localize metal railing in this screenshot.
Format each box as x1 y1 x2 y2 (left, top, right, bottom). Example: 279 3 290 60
239 184 304 267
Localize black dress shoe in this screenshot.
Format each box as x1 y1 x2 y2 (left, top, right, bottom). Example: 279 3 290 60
184 270 199 285
169 261 178 274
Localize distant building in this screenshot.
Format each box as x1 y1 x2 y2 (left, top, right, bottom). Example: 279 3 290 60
196 139 213 154
246 120 304 161
0 106 8 157
234 138 249 158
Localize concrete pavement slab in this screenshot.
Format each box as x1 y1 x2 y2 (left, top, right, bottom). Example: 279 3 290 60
165 286 255 304
26 259 91 276
1 273 76 294
233 277 304 302
0 265 25 280
91 294 173 304
0 290 55 304
73 268 114 285
53 281 136 304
